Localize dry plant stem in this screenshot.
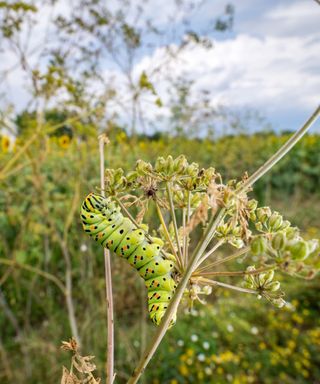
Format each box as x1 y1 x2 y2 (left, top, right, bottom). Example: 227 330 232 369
127 107 320 384
196 246 250 273
166 182 184 267
99 137 115 384
182 208 187 268
60 241 81 345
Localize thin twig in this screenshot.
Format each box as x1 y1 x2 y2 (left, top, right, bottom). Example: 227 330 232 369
198 278 257 294
99 135 115 384
195 239 225 269
196 246 250 273
154 199 181 270
166 182 184 268
197 264 276 277
59 240 81 345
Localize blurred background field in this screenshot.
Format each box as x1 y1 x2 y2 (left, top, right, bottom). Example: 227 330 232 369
1 130 320 383
1 1 320 383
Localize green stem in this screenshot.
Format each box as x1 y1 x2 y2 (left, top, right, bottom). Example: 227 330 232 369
197 264 276 277
196 246 250 273
198 278 257 295
166 182 184 268
195 239 225 269
154 200 182 271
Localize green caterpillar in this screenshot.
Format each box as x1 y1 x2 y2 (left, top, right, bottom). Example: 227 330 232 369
80 192 177 326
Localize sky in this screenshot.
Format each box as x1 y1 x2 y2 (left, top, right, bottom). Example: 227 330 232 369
1 0 320 134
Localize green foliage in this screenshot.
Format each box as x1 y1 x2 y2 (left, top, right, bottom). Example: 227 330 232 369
0 128 320 382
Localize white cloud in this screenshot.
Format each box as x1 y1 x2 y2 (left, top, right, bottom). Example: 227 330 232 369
131 32 320 129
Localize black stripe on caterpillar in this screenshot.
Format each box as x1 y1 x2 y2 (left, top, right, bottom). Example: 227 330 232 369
80 192 177 326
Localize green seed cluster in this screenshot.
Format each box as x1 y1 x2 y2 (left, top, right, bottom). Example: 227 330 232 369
243 267 285 308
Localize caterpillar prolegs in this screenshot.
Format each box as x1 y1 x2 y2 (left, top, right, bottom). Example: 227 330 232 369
80 193 178 326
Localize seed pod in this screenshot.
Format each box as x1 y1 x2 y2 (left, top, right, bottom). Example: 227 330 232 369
268 212 283 231
136 160 153 175
126 171 139 182
289 240 309 261
267 281 281 292
281 220 291 230
155 157 166 172
251 237 268 255
270 297 286 308
248 199 258 211
285 227 299 241
256 207 271 223
173 155 188 173
307 239 319 254
255 222 263 232
186 163 199 177
260 269 274 285
230 238 244 249
271 232 286 251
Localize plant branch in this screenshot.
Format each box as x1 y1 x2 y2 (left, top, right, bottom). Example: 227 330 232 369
196 246 250 273
99 135 115 384
154 199 182 271
195 239 225 269
198 278 257 294
197 264 276 277
166 182 184 268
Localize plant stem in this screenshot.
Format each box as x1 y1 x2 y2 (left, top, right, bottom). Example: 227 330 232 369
198 264 276 277
237 105 320 194
196 246 250 273
99 135 115 384
195 239 225 269
198 278 257 294
154 200 182 270
166 182 184 268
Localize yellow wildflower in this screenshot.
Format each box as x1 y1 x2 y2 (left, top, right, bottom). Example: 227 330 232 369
58 135 71 149
259 342 266 350
1 136 10 153
216 367 224 375
179 364 189 376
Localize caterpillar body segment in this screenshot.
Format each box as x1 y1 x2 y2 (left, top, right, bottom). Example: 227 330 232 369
81 192 177 326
